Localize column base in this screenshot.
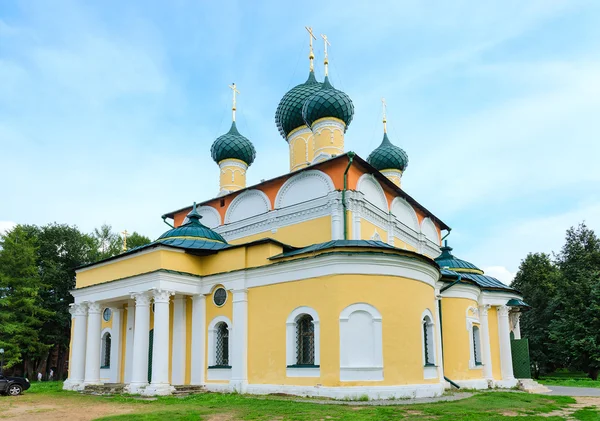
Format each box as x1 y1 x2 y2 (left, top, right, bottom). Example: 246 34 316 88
494 378 518 388
82 380 103 387
63 379 83 391
125 382 149 394
229 379 248 393
143 383 175 396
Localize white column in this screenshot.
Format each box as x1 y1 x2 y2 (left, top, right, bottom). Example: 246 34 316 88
83 301 102 385
126 292 151 393
479 305 493 381
124 299 135 383
434 292 444 383
109 308 122 383
64 303 88 390
171 296 187 385
231 289 248 392
497 305 515 382
190 294 206 385
145 289 175 395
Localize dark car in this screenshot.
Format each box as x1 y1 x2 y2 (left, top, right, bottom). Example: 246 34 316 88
0 374 30 396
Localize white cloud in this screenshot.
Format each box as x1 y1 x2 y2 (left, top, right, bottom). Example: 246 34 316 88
482 266 516 285
0 221 17 236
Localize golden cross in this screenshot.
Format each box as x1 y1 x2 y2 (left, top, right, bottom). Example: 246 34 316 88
229 83 240 121
321 34 330 76
121 230 129 252
381 97 387 133
305 26 316 71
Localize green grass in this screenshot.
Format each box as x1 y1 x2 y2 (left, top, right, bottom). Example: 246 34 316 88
22 382 582 421
572 407 600 421
538 371 600 389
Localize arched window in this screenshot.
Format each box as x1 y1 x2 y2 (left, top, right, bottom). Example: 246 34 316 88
296 314 315 365
215 322 229 366
422 315 435 366
101 332 111 368
473 325 482 366
339 303 383 381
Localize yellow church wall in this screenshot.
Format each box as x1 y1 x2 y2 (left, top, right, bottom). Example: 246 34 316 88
247 275 437 387
227 216 332 249
360 218 388 242
76 250 203 288
441 298 483 381
202 247 247 275
205 286 233 383
101 308 113 330
312 117 345 160
289 129 313 171
185 297 192 385
219 158 247 192
487 307 503 380
394 238 418 252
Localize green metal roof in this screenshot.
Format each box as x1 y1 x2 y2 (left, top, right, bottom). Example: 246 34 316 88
272 239 398 259
210 121 256 165
507 298 531 308
440 268 518 293
302 76 354 130
275 71 322 139
157 203 228 246
367 132 409 171
435 242 482 273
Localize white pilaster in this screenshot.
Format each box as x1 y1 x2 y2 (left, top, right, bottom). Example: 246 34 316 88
63 303 88 390
145 289 175 395
230 289 248 392
124 299 135 383
479 305 493 381
190 294 206 385
126 292 151 393
109 308 122 383
83 301 102 385
330 196 343 240
171 296 187 385
497 305 515 382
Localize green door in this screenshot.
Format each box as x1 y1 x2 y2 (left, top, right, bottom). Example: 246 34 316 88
148 329 154 383
511 338 531 379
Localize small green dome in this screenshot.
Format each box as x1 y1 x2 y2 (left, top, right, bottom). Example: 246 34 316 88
210 121 256 165
157 203 227 244
367 133 409 171
275 71 322 139
301 76 354 130
434 242 482 273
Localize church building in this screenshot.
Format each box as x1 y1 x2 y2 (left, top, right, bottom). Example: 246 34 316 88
63 30 529 399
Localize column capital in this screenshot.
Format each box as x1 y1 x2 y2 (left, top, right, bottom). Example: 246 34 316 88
497 305 511 317
69 303 88 317
130 291 152 306
86 301 102 314
152 288 175 303
479 304 491 316
192 293 206 302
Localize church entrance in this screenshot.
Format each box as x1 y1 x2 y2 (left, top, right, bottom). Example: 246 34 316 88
148 329 154 383
511 338 531 379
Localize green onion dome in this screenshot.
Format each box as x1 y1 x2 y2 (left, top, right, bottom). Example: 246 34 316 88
301 76 354 130
367 132 409 171
275 71 322 139
157 203 227 245
434 242 483 274
210 121 256 166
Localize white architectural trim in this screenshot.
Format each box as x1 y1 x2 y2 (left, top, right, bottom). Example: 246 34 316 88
421 217 440 246
171 296 187 385
451 379 489 390
274 169 335 209
183 205 222 228
420 308 437 378
441 284 480 301
190 294 206 385
207 367 232 381
124 300 135 383
285 306 320 378
339 303 383 382
390 197 420 233
207 315 233 367
356 174 388 211
231 288 248 392
224 189 271 224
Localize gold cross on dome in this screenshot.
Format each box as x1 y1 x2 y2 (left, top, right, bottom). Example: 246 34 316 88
305 26 317 71
381 97 387 133
229 83 240 121
321 34 330 75
121 230 129 252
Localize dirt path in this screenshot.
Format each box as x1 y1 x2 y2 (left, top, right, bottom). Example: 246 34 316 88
0 394 137 421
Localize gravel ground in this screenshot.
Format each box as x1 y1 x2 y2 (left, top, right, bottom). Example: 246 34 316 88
547 386 600 397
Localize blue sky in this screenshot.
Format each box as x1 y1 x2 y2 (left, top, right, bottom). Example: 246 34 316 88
1 0 599 283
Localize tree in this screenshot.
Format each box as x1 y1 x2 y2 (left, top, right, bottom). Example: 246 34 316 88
549 223 600 380
511 253 561 378
92 224 121 260
126 232 152 250
0 226 52 373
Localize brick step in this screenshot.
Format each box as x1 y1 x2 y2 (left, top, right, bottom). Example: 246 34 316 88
172 385 206 396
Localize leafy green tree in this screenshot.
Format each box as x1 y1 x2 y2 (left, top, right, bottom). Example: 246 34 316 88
92 224 121 260
549 223 600 380
0 225 52 371
511 253 561 378
126 232 152 250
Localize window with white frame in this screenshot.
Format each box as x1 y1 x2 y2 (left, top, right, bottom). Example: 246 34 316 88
208 316 232 370
339 303 383 381
286 307 320 377
472 325 482 366
101 332 111 368
422 315 435 366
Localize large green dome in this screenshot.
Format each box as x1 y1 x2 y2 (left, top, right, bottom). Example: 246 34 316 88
157 203 227 245
301 76 354 130
367 133 409 171
210 121 256 166
275 71 322 139
434 242 482 273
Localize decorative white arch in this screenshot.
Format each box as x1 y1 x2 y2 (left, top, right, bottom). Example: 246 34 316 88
207 315 233 368
100 327 112 369
339 303 383 381
421 217 440 245
356 174 388 211
286 306 321 375
421 309 436 369
183 205 221 228
275 170 335 209
225 189 271 224
391 197 419 233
